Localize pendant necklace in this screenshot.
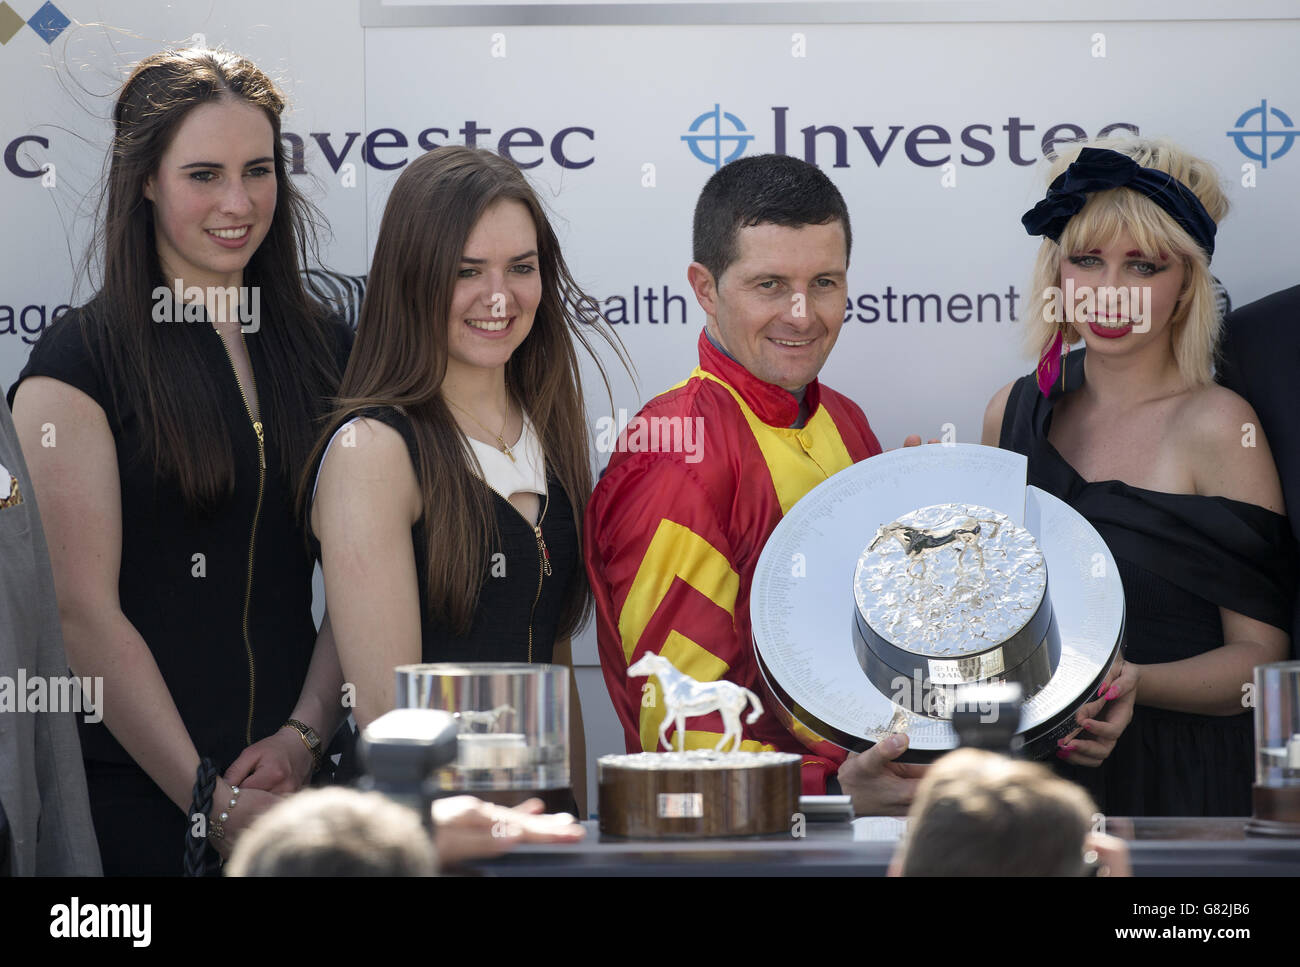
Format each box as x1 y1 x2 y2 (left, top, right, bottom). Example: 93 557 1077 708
446 396 517 463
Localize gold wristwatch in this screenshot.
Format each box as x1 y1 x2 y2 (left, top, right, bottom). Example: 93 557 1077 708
284 718 323 774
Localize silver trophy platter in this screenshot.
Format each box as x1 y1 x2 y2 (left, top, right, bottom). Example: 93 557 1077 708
751 444 1125 760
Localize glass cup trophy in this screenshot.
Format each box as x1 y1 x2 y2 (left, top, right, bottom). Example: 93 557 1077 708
394 662 573 813
1247 661 1300 837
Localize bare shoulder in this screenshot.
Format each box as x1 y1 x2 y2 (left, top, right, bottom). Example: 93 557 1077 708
11 375 121 604
11 376 115 484
1176 384 1283 513
1176 383 1265 454
320 417 409 474
314 416 421 528
980 380 1017 447
12 374 107 428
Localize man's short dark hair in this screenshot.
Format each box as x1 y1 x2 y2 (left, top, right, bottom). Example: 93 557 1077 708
692 153 852 282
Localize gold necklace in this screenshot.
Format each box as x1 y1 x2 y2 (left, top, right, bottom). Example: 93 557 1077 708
445 395 517 462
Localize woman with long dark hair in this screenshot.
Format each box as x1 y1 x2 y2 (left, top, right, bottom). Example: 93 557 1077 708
9 47 352 874
306 146 625 814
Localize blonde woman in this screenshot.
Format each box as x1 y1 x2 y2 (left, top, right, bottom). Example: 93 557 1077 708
982 138 1295 816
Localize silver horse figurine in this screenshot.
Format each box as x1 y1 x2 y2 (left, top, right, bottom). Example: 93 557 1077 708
869 514 1002 578
627 653 763 753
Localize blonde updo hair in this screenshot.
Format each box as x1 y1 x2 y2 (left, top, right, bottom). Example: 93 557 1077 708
1022 136 1229 388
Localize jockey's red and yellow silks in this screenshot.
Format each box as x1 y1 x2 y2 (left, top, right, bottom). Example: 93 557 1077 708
585 332 882 795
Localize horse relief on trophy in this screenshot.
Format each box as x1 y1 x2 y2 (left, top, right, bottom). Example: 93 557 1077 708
855 502 1060 719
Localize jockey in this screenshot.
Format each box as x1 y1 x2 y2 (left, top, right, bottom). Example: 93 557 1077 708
585 155 926 814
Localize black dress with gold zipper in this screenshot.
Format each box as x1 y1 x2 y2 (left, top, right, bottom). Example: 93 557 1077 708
7 305 353 874
307 405 579 666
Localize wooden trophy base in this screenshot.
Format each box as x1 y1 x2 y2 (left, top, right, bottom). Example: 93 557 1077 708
1246 784 1300 838
597 750 801 838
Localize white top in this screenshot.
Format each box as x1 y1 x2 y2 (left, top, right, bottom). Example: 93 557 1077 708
312 411 547 505
466 412 548 503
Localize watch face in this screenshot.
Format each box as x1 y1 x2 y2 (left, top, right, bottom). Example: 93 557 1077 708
290 721 320 749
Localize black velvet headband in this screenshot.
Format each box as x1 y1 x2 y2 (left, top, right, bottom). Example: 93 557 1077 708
1021 147 1216 260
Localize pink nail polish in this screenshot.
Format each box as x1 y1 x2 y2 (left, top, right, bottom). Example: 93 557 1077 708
1056 749 1071 760
1105 686 1120 701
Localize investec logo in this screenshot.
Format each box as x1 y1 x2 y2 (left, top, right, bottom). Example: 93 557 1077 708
6 118 598 179
682 105 1139 168
281 121 596 175
1226 99 1297 169
0 1 70 47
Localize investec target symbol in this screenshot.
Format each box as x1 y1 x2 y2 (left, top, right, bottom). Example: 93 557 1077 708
1226 99 1297 169
681 104 754 169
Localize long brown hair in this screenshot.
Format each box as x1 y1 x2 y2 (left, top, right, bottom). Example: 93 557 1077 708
84 46 341 509
306 146 625 637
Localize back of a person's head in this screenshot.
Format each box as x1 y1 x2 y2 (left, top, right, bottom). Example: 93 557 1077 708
225 788 438 877
898 748 1096 876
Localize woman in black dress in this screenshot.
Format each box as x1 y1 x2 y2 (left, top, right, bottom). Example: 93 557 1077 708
982 138 1295 816
306 147 625 815
9 48 352 873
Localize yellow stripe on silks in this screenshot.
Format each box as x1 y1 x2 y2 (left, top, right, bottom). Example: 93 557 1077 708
788 715 832 750
694 371 855 515
638 631 731 752
618 519 739 664
678 731 774 753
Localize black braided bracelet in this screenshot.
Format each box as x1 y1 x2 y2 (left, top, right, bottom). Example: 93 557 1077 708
183 757 220 877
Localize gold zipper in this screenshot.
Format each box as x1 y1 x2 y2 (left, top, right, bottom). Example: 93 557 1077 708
214 328 264 746
516 490 550 663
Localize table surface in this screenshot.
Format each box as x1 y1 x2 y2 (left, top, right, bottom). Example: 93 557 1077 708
463 817 1300 876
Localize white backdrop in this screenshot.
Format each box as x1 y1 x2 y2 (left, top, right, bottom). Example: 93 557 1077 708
3 0 1298 807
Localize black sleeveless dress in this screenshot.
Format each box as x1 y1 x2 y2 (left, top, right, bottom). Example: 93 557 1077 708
308 406 582 812
7 305 353 875
999 350 1295 816
308 405 579 664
